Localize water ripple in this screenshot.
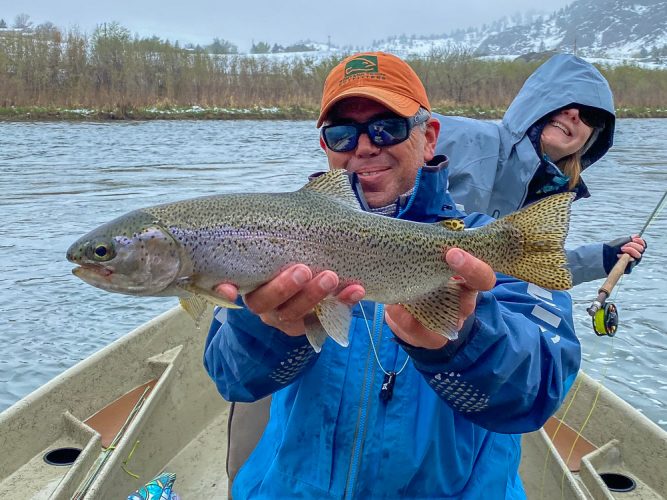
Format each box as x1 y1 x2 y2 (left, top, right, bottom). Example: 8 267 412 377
0 119 665 431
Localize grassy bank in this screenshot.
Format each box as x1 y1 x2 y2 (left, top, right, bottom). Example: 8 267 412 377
2 23 667 119
2 104 666 122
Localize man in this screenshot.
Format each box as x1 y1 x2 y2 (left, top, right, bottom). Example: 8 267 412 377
205 52 580 498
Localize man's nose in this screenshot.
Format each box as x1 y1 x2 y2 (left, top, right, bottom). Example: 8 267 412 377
355 132 381 156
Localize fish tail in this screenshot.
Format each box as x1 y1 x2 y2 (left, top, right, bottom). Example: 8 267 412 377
490 192 574 290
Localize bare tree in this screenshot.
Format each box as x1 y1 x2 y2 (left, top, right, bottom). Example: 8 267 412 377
13 13 32 30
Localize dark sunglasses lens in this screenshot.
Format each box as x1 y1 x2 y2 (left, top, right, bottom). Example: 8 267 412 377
368 118 409 146
323 125 359 152
580 109 606 129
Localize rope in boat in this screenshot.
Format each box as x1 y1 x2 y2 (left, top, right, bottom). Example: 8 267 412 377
71 386 151 499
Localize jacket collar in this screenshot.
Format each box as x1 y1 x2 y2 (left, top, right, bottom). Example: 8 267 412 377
397 155 465 222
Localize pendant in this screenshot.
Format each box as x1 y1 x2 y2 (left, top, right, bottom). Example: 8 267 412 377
379 372 396 402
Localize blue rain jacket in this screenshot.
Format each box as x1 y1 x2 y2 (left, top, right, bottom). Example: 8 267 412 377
204 163 580 499
434 54 616 285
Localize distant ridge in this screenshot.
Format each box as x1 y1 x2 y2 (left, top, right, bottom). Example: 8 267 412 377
372 0 667 65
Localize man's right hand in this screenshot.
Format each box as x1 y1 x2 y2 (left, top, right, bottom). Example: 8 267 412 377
214 264 366 336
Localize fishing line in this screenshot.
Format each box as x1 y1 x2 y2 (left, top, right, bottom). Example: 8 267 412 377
559 338 614 499
587 189 667 335
546 191 667 495
539 375 584 496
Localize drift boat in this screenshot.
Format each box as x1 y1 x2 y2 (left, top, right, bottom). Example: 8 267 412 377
0 307 665 498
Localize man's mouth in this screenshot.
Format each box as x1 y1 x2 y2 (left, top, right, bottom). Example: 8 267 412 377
355 167 389 178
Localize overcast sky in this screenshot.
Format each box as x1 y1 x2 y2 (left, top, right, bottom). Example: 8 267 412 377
0 1 574 50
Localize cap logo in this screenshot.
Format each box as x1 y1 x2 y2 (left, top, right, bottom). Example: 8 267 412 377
344 55 378 76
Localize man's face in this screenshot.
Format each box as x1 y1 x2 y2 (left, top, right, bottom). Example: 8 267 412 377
320 97 439 208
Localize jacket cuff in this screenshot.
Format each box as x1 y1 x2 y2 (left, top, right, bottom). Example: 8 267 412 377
395 313 479 365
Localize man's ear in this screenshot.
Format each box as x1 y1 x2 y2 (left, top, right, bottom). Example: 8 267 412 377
423 118 440 162
319 135 327 151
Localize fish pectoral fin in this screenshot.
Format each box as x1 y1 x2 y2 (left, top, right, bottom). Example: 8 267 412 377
177 284 242 328
177 283 242 309
402 280 462 340
307 297 351 350
179 296 209 328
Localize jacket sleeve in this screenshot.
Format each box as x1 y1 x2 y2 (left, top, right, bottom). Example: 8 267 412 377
203 306 318 402
567 243 606 285
404 276 581 433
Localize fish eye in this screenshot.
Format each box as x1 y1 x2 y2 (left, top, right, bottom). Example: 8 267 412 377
90 242 115 261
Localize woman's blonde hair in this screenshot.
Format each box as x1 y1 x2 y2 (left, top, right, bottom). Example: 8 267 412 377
558 152 582 189
539 139 583 189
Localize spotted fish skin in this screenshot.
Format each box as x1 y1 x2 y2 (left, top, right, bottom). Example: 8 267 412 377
67 170 573 349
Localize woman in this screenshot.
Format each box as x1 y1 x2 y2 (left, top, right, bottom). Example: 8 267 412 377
434 54 645 285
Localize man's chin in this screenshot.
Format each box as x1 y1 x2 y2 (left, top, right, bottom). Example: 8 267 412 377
364 192 396 209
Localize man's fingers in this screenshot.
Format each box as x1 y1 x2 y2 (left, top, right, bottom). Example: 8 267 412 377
244 265 312 314
457 285 478 322
336 284 366 305
384 305 448 350
276 271 339 322
445 248 496 291
214 283 239 303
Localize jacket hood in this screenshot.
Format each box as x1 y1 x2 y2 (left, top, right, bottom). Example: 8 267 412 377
503 54 615 170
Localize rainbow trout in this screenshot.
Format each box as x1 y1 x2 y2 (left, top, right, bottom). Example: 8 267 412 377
67 170 573 351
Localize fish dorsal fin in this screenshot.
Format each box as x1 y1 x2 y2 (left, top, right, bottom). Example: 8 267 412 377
300 170 362 210
401 280 463 340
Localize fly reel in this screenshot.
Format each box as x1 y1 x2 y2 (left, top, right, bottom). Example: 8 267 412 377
592 302 618 337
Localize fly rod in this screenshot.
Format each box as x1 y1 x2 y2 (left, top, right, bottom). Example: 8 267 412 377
587 190 667 335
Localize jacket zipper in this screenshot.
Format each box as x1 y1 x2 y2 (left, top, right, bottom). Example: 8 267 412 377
343 186 416 497
343 303 384 499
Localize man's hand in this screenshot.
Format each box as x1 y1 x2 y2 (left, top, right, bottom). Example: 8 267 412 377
385 248 496 350
214 264 365 336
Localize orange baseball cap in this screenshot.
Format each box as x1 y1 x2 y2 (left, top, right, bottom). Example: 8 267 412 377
317 52 431 127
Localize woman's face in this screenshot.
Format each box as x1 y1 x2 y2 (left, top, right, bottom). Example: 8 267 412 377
541 108 594 162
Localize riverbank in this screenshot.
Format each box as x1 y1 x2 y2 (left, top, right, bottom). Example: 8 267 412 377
2 105 666 121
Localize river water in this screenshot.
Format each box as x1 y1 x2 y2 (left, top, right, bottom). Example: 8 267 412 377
0 119 665 431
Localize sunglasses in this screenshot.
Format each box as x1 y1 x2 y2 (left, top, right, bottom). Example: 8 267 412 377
576 106 606 129
321 112 430 153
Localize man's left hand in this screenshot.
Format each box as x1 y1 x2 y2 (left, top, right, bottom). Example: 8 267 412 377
385 248 496 349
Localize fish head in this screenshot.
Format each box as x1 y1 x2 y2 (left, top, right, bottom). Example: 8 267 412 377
66 210 183 295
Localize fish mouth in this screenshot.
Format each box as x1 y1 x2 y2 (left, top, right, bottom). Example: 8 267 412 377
72 263 113 279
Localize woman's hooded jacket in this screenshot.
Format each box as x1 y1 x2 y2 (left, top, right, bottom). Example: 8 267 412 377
434 54 616 285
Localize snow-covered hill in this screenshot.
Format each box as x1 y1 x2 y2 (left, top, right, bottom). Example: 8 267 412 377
369 0 667 66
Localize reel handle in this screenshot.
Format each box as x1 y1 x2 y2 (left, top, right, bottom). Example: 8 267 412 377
587 253 633 316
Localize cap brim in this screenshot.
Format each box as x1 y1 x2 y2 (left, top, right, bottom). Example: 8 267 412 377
317 87 421 127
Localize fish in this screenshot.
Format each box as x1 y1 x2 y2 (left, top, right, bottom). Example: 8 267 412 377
67 169 573 352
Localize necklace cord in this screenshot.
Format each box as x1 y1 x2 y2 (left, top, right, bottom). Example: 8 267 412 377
360 303 410 376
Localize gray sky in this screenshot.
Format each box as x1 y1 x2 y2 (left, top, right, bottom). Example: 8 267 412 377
1 1 574 51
